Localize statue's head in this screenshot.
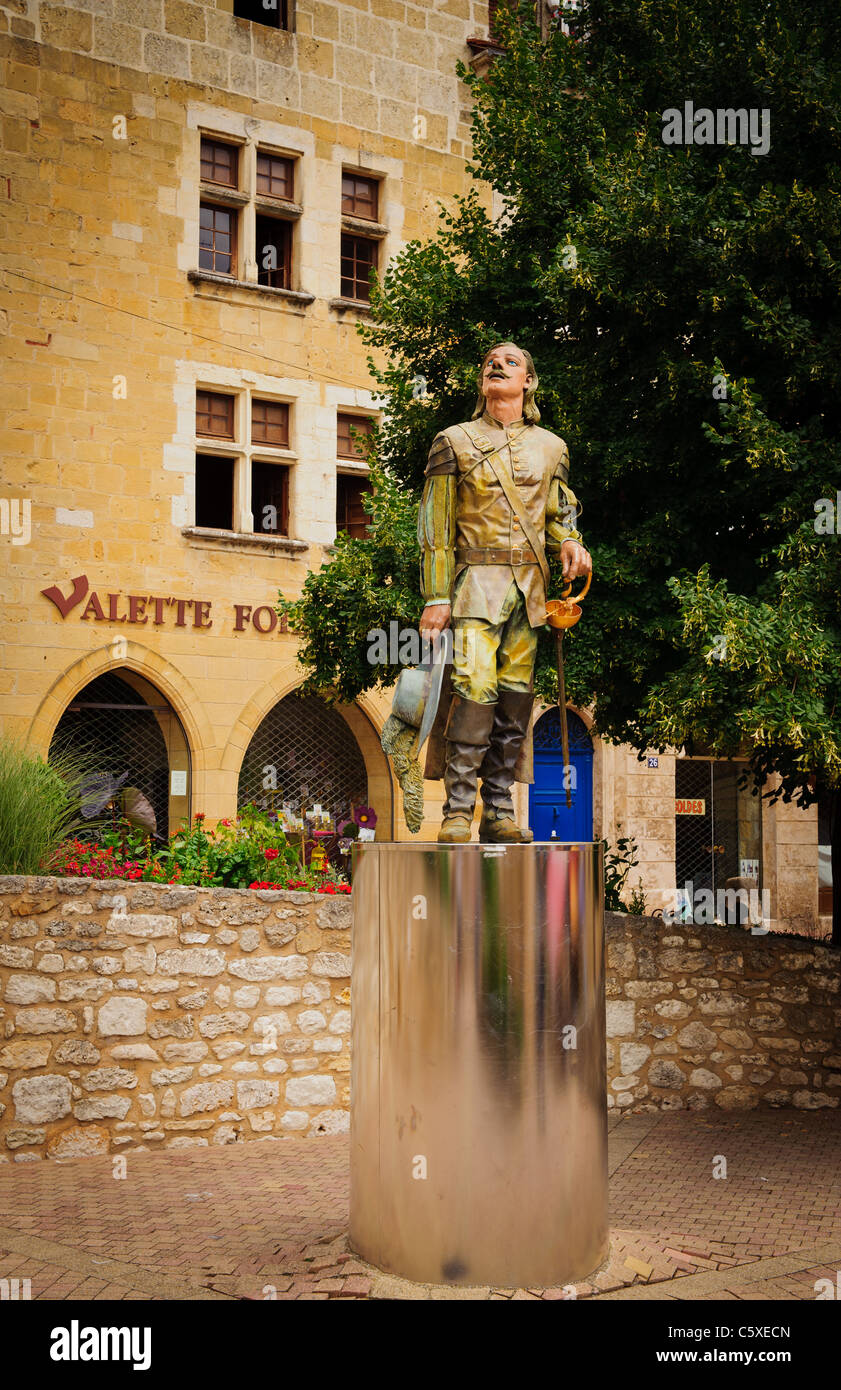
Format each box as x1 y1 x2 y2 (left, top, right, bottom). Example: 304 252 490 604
472 341 540 424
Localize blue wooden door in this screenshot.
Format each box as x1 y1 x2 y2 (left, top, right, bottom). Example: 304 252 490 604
529 708 594 842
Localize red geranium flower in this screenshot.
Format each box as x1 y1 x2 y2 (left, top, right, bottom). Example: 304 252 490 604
264 848 279 860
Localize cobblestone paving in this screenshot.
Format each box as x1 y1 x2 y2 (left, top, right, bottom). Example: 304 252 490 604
0 1109 838 1301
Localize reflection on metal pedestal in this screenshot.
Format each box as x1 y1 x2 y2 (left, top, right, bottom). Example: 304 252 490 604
349 842 607 1289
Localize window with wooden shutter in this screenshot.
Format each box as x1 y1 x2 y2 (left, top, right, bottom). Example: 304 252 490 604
252 399 290 448
341 173 379 221
337 413 373 460
256 151 295 200
337 474 370 539
196 391 235 439
199 205 237 276
200 138 239 188
340 235 377 302
255 215 292 289
251 461 290 536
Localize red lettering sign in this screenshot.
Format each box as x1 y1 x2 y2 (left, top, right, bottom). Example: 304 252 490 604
41 578 292 636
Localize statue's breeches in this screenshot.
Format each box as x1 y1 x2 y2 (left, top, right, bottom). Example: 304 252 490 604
451 579 537 705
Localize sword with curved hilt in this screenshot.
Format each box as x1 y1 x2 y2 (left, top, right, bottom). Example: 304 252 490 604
546 572 591 811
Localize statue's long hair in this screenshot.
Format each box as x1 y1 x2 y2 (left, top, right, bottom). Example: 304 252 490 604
472 342 540 424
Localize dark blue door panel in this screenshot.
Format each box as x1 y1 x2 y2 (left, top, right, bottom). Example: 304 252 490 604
528 709 593 842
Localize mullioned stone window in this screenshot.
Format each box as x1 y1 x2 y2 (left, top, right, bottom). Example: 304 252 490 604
194 387 294 538
196 131 305 297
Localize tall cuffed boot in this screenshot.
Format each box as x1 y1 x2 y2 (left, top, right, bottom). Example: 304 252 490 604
478 688 535 843
438 696 497 844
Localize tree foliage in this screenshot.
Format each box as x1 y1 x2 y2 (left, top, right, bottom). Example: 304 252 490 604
281 1 841 842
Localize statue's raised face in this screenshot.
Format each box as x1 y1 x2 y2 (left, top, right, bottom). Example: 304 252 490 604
480 343 533 411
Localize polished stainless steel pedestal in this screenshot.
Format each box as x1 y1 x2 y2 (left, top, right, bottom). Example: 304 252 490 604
349 842 607 1289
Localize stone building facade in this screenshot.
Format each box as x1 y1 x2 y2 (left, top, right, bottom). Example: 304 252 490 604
0 0 830 934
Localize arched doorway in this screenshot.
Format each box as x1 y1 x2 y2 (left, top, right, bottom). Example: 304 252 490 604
528 707 593 841
49 669 192 840
238 690 368 825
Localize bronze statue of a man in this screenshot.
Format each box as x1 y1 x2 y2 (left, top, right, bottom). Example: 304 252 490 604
418 342 591 844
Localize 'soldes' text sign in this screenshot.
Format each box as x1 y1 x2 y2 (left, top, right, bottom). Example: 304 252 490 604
40 575 292 636
675 798 706 816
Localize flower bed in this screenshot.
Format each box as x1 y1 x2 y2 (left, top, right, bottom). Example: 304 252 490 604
47 806 352 894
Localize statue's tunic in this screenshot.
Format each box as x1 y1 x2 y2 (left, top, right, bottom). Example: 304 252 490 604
418 411 582 627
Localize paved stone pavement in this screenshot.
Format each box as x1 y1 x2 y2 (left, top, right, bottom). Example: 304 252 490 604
0 1109 838 1301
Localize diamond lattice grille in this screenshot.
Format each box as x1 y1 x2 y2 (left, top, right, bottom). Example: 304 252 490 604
238 692 368 825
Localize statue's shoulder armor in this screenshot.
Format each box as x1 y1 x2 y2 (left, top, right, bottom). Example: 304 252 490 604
425 430 458 476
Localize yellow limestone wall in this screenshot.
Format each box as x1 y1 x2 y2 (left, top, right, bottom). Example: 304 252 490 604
0 0 493 838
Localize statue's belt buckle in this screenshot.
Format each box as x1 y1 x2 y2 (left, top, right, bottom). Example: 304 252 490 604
510 547 524 565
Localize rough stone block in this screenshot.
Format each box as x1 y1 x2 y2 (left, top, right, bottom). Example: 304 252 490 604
81 1067 137 1092
151 1066 194 1086
280 1110 309 1130
108 1044 159 1060
648 1060 685 1089
198 1010 250 1039
178 1081 234 1116
619 1042 650 1074
714 1086 759 1111
97 996 147 1035
157 948 225 976
311 952 351 978
12 1074 72 1123
4 974 57 1004
6 1127 46 1149
15 1007 76 1034
229 956 307 981
0 944 34 968
285 1075 336 1106
0 1039 52 1069
47 1124 109 1159
605 1000 635 1038
108 913 177 938
163 1043 207 1062
236 1079 279 1109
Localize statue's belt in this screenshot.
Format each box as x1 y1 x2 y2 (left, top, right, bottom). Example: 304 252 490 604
456 423 552 596
456 546 540 566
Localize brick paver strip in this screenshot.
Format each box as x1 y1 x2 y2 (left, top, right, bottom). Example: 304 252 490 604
593 1243 841 1300
0 1110 837 1300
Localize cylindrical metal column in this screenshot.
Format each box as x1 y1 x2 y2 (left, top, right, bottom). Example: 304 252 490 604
350 842 607 1289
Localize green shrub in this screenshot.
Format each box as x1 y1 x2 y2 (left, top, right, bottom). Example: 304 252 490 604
602 831 640 913
0 737 102 875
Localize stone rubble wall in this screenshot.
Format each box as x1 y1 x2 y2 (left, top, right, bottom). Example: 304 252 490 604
605 912 840 1113
0 876 352 1161
0 882 838 1162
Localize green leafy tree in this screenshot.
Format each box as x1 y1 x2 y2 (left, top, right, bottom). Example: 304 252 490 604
281 0 841 939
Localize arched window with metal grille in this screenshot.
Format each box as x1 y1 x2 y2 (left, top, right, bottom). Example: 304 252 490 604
48 669 192 840
237 690 368 826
